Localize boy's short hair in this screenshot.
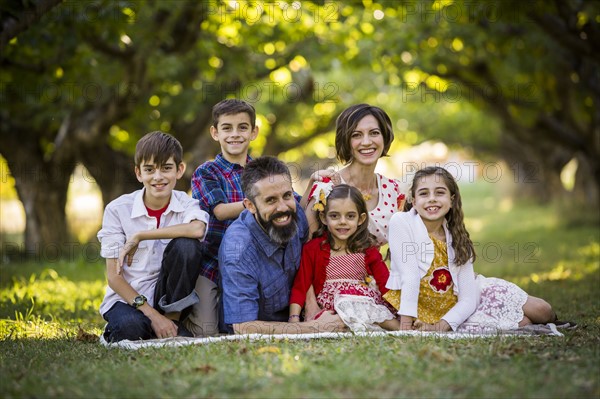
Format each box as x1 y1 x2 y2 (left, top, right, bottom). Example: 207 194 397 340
134 131 183 167
212 99 256 129
241 156 291 202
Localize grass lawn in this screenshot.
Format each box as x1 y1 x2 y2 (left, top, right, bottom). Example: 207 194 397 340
1 179 599 398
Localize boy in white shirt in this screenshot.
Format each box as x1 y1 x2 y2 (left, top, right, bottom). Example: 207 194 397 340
98 131 209 342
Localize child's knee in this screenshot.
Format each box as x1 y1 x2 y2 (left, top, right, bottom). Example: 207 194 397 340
525 297 555 323
105 317 153 342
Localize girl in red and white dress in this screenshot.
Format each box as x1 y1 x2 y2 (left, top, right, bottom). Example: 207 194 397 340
289 184 400 332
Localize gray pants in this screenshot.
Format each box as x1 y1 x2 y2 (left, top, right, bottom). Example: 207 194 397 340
182 275 219 337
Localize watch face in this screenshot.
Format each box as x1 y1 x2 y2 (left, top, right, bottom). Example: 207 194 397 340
134 295 146 307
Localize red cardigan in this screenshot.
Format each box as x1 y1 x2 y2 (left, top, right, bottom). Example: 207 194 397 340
289 234 390 307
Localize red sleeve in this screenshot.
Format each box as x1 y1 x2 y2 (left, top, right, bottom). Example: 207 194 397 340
290 240 318 307
365 246 390 295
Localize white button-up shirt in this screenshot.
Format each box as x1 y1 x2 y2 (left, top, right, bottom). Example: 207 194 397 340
98 188 209 316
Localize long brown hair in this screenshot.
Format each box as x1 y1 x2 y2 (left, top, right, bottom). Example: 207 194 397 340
410 167 476 266
314 184 375 253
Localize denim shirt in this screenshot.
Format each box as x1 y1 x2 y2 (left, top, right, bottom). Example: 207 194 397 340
219 204 308 328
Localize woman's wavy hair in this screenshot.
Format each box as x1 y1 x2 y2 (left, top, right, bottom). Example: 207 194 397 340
410 166 476 266
314 184 375 253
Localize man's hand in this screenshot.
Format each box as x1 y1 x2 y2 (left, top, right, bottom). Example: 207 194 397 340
117 234 140 275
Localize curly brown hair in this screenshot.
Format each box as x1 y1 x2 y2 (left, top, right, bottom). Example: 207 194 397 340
314 184 376 253
410 167 476 266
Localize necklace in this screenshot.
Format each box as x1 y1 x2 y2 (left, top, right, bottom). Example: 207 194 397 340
342 170 377 202
356 175 376 201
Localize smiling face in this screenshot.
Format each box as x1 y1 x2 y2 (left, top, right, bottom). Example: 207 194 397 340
211 112 258 164
135 156 184 209
412 174 454 224
319 196 367 249
244 174 298 245
348 115 385 167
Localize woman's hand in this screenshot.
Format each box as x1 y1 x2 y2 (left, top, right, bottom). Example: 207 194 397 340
310 169 341 185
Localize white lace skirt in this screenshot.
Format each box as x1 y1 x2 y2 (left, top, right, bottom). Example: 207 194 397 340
458 275 528 333
334 294 397 332
317 280 396 332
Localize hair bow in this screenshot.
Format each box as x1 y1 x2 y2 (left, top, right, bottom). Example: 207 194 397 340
308 177 334 212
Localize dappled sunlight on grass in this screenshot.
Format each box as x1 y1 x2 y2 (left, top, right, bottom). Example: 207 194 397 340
0 319 103 340
0 268 105 325
514 264 573 286
513 242 599 286
253 347 305 377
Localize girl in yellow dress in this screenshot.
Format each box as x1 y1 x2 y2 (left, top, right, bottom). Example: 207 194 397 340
385 167 557 332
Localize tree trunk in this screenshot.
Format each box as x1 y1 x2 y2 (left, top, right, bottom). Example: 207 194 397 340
500 136 569 203
2 143 74 258
78 143 140 207
572 153 600 207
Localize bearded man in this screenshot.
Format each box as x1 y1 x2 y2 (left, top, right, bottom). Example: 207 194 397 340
219 156 344 334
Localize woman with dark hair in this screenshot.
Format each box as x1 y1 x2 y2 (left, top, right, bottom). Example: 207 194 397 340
303 104 406 245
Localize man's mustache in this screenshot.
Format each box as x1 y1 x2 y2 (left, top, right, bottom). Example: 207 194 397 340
269 211 294 222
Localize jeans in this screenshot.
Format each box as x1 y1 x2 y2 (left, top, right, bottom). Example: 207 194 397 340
103 301 154 341
103 237 205 342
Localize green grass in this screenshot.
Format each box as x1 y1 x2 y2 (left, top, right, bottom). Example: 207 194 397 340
1 180 599 398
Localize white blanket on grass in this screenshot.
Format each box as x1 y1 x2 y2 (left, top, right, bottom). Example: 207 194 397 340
100 323 563 350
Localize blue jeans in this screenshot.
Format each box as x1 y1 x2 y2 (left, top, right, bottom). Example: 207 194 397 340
103 301 154 341
103 237 205 342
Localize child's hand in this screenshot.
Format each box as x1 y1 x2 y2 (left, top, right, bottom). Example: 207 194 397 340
288 314 301 323
413 319 451 332
117 235 140 275
315 311 348 332
148 312 178 339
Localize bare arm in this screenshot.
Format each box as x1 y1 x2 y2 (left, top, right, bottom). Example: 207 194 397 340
213 202 245 221
288 303 302 322
118 220 206 273
105 258 178 338
303 286 322 321
233 311 346 334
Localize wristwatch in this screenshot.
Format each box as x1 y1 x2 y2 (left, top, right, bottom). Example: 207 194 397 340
131 295 147 309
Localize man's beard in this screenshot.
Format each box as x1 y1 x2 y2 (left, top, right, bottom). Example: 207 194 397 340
256 210 299 245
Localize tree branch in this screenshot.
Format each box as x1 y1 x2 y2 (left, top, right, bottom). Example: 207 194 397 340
0 0 63 51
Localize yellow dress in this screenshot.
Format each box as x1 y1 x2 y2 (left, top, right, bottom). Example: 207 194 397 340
384 235 457 323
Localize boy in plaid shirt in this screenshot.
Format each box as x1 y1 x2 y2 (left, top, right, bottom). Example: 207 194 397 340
190 99 258 335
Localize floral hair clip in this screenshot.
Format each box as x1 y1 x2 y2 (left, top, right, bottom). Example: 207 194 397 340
308 177 334 212
397 193 406 211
